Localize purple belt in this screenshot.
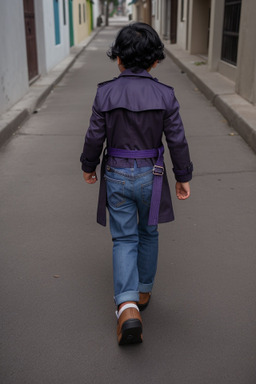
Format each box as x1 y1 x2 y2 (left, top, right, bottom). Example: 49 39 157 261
97 146 165 226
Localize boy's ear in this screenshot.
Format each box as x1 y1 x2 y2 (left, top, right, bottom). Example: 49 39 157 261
152 60 158 69
117 56 126 72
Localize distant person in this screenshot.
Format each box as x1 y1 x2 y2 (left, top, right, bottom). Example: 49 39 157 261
97 15 103 27
80 23 193 345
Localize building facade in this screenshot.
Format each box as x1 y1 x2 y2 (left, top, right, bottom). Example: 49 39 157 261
0 0 102 116
72 0 92 45
0 1 29 115
39 0 70 73
0 0 70 115
131 0 256 106
176 0 256 105
131 0 151 25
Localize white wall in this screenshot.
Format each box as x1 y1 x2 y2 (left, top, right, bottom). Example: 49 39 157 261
208 0 225 72
177 0 188 49
236 0 256 104
93 0 101 29
34 0 47 75
161 0 170 40
152 0 161 34
42 0 70 72
0 1 29 114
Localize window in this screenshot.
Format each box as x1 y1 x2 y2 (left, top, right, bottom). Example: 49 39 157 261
63 0 66 25
79 4 82 24
53 0 61 44
221 0 242 66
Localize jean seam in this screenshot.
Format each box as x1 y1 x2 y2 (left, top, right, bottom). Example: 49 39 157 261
106 167 153 179
141 180 153 207
104 174 125 185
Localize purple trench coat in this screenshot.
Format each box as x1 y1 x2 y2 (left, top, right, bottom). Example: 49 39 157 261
80 68 193 226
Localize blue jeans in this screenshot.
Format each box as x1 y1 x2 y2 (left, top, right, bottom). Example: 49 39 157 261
105 161 159 306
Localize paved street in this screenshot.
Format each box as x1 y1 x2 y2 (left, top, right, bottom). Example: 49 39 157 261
1 18 256 384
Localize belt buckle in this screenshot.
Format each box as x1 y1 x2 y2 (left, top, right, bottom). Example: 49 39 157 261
153 165 164 176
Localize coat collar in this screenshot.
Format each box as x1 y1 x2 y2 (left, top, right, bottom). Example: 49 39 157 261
118 68 155 80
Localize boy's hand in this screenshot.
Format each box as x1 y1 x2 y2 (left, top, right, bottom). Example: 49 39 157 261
83 171 97 184
176 182 190 200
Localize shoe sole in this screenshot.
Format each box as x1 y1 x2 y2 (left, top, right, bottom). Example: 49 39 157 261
118 319 143 346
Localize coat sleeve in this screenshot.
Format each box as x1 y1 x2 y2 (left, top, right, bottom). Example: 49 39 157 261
80 89 106 172
163 90 193 183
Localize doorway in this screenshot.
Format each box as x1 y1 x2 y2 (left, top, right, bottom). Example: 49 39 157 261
170 0 178 44
23 0 38 81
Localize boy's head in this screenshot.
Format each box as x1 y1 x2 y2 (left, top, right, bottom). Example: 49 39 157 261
107 23 165 70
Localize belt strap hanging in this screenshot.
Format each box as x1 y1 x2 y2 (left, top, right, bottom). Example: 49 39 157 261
97 148 108 226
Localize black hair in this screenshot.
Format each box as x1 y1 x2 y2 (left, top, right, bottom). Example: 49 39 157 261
107 22 165 70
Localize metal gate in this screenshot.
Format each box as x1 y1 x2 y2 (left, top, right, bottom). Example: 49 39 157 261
23 0 38 81
221 0 242 66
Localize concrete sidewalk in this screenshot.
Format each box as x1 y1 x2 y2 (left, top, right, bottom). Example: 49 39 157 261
164 43 256 153
0 26 103 147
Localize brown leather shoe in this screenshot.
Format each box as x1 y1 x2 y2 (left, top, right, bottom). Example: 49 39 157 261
116 303 143 345
138 292 151 311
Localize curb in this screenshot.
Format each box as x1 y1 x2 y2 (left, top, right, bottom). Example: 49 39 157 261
0 109 29 145
165 44 256 154
215 94 256 152
0 26 104 148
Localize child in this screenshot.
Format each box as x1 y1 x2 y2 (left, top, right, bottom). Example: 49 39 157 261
80 23 193 345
